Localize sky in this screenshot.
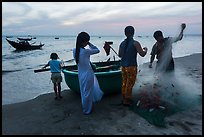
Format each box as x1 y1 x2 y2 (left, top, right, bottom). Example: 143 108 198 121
2 2 202 36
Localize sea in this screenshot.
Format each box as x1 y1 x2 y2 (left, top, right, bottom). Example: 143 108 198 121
2 34 202 105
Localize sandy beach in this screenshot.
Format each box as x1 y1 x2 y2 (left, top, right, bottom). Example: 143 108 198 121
2 53 202 135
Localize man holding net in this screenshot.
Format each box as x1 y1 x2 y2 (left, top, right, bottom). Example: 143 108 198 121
149 23 186 73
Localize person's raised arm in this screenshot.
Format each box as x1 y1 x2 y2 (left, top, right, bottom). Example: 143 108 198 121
135 41 147 57
88 42 100 55
173 23 186 42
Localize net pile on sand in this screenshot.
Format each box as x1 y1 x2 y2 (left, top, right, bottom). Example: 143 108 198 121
129 71 202 127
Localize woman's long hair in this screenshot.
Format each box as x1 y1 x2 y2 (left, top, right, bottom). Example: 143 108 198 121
75 32 90 64
124 26 134 53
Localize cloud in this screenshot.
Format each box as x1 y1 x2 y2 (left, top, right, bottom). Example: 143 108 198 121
2 2 202 35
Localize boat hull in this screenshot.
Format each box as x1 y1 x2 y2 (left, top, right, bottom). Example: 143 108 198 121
17 37 32 41
62 61 122 95
6 38 44 50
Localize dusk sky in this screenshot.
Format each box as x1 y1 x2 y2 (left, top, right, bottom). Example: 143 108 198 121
2 2 202 36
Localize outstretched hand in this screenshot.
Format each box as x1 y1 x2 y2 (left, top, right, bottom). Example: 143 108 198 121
143 47 148 54
143 47 148 51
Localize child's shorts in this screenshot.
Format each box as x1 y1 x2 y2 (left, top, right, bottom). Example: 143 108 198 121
51 73 62 84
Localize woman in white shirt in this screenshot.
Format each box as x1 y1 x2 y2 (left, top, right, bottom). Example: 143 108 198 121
73 32 103 114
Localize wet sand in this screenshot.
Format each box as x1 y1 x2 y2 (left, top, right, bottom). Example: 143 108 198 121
2 53 202 135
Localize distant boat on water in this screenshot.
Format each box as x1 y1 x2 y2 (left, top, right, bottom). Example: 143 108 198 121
6 38 44 51
6 36 13 38
55 37 59 39
17 37 32 41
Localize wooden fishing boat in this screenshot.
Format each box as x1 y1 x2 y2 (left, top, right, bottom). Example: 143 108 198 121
6 38 44 50
62 60 122 95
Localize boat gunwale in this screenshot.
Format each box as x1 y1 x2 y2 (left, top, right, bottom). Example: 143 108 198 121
62 61 122 94
62 68 121 76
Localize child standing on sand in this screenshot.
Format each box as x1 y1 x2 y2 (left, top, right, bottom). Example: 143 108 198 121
42 53 63 100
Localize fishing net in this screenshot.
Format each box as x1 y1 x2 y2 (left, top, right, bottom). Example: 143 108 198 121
129 70 202 127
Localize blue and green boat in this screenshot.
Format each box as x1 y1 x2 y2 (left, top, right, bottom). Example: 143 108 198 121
62 60 122 95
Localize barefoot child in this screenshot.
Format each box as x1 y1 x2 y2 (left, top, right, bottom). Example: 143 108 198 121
42 53 63 100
